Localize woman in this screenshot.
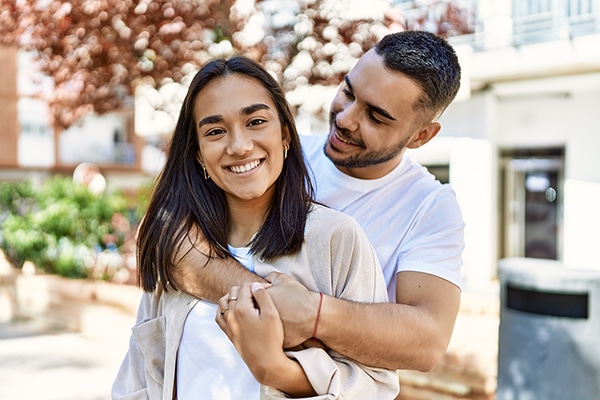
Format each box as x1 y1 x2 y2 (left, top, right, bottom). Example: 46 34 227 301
112 56 398 399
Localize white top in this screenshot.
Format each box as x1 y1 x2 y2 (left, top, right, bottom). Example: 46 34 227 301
177 245 259 400
301 134 464 300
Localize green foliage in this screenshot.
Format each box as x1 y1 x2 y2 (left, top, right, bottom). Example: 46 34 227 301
0 175 138 280
0 180 36 216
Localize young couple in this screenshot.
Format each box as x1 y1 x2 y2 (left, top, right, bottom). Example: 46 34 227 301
113 30 464 399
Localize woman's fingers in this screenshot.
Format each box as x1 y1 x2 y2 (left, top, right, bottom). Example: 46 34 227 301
250 282 277 318
215 286 240 336
216 282 282 343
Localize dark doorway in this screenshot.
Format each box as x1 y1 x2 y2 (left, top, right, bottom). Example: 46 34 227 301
500 147 564 260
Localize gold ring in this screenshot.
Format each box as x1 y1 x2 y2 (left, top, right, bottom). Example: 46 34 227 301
227 296 238 303
220 307 229 316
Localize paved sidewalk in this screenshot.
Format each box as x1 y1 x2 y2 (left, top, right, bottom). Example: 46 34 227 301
0 308 135 400
0 250 141 400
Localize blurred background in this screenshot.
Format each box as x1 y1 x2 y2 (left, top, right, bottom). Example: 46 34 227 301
1 0 600 399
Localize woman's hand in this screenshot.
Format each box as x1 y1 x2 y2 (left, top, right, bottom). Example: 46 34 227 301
216 282 317 396
216 282 286 382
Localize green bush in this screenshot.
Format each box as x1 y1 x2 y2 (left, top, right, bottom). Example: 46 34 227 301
0 180 36 216
0 175 141 280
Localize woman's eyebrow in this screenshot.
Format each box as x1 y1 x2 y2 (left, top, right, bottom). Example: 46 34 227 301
241 103 270 115
198 114 223 128
198 103 270 128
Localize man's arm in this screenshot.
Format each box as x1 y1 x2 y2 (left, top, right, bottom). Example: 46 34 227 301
171 231 461 371
266 270 461 371
171 230 266 302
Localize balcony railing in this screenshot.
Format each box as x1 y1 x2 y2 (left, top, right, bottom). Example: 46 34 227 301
512 0 598 44
394 0 599 50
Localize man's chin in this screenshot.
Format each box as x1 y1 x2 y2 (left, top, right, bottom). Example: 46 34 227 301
323 141 341 161
324 149 354 169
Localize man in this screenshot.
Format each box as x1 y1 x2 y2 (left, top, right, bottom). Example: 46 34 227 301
174 30 464 372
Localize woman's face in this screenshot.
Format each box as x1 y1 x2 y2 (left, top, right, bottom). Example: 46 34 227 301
194 73 288 206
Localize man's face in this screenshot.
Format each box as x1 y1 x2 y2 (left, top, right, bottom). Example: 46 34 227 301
325 49 430 180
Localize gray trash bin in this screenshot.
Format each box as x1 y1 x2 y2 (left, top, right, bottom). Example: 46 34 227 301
497 258 600 400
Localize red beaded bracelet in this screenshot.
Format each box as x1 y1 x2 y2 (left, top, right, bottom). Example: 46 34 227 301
311 292 324 341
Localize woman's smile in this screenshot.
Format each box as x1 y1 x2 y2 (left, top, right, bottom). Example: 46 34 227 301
227 159 264 174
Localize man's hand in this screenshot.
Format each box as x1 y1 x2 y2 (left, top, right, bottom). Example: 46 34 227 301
265 271 322 349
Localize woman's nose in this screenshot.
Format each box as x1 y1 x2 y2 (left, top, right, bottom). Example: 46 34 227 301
227 128 253 155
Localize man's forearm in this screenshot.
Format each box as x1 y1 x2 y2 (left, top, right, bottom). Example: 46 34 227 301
172 234 266 302
316 272 461 371
179 257 265 302
316 298 448 371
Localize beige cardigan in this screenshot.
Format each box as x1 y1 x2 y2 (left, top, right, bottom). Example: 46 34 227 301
112 204 399 399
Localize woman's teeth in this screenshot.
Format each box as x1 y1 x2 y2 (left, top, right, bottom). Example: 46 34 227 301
229 160 261 173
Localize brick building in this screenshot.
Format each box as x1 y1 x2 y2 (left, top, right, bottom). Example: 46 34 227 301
0 46 19 168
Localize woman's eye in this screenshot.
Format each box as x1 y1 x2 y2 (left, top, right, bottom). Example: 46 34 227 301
206 128 225 136
248 118 266 127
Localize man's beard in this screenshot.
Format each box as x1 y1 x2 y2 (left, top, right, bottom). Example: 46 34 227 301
323 135 409 169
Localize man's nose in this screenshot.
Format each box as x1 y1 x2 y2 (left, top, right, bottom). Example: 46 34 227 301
335 102 359 132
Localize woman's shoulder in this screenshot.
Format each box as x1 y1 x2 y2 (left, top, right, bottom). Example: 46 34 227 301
308 202 355 219
307 203 362 233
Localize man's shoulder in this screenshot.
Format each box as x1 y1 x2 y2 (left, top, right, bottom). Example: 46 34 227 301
398 155 453 195
300 134 326 156
359 157 460 223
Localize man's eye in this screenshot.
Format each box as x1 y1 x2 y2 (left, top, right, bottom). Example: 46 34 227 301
342 88 355 99
368 111 383 125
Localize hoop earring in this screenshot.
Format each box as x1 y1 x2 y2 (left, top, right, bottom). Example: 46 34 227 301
284 145 289 159
203 166 210 180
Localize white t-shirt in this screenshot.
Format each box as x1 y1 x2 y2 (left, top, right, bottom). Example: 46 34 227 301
177 246 259 400
301 134 464 300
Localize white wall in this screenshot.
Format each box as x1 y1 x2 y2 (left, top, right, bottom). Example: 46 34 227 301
59 113 128 164
408 137 497 292
17 98 54 167
562 91 600 269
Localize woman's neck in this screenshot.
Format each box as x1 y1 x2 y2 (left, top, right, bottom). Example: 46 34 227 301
226 197 271 247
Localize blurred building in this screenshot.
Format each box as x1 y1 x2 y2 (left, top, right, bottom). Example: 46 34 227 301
397 0 600 292
0 50 159 191
0 46 19 168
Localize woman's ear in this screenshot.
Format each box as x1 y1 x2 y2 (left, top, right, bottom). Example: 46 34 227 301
282 126 291 147
407 121 442 149
196 152 211 180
